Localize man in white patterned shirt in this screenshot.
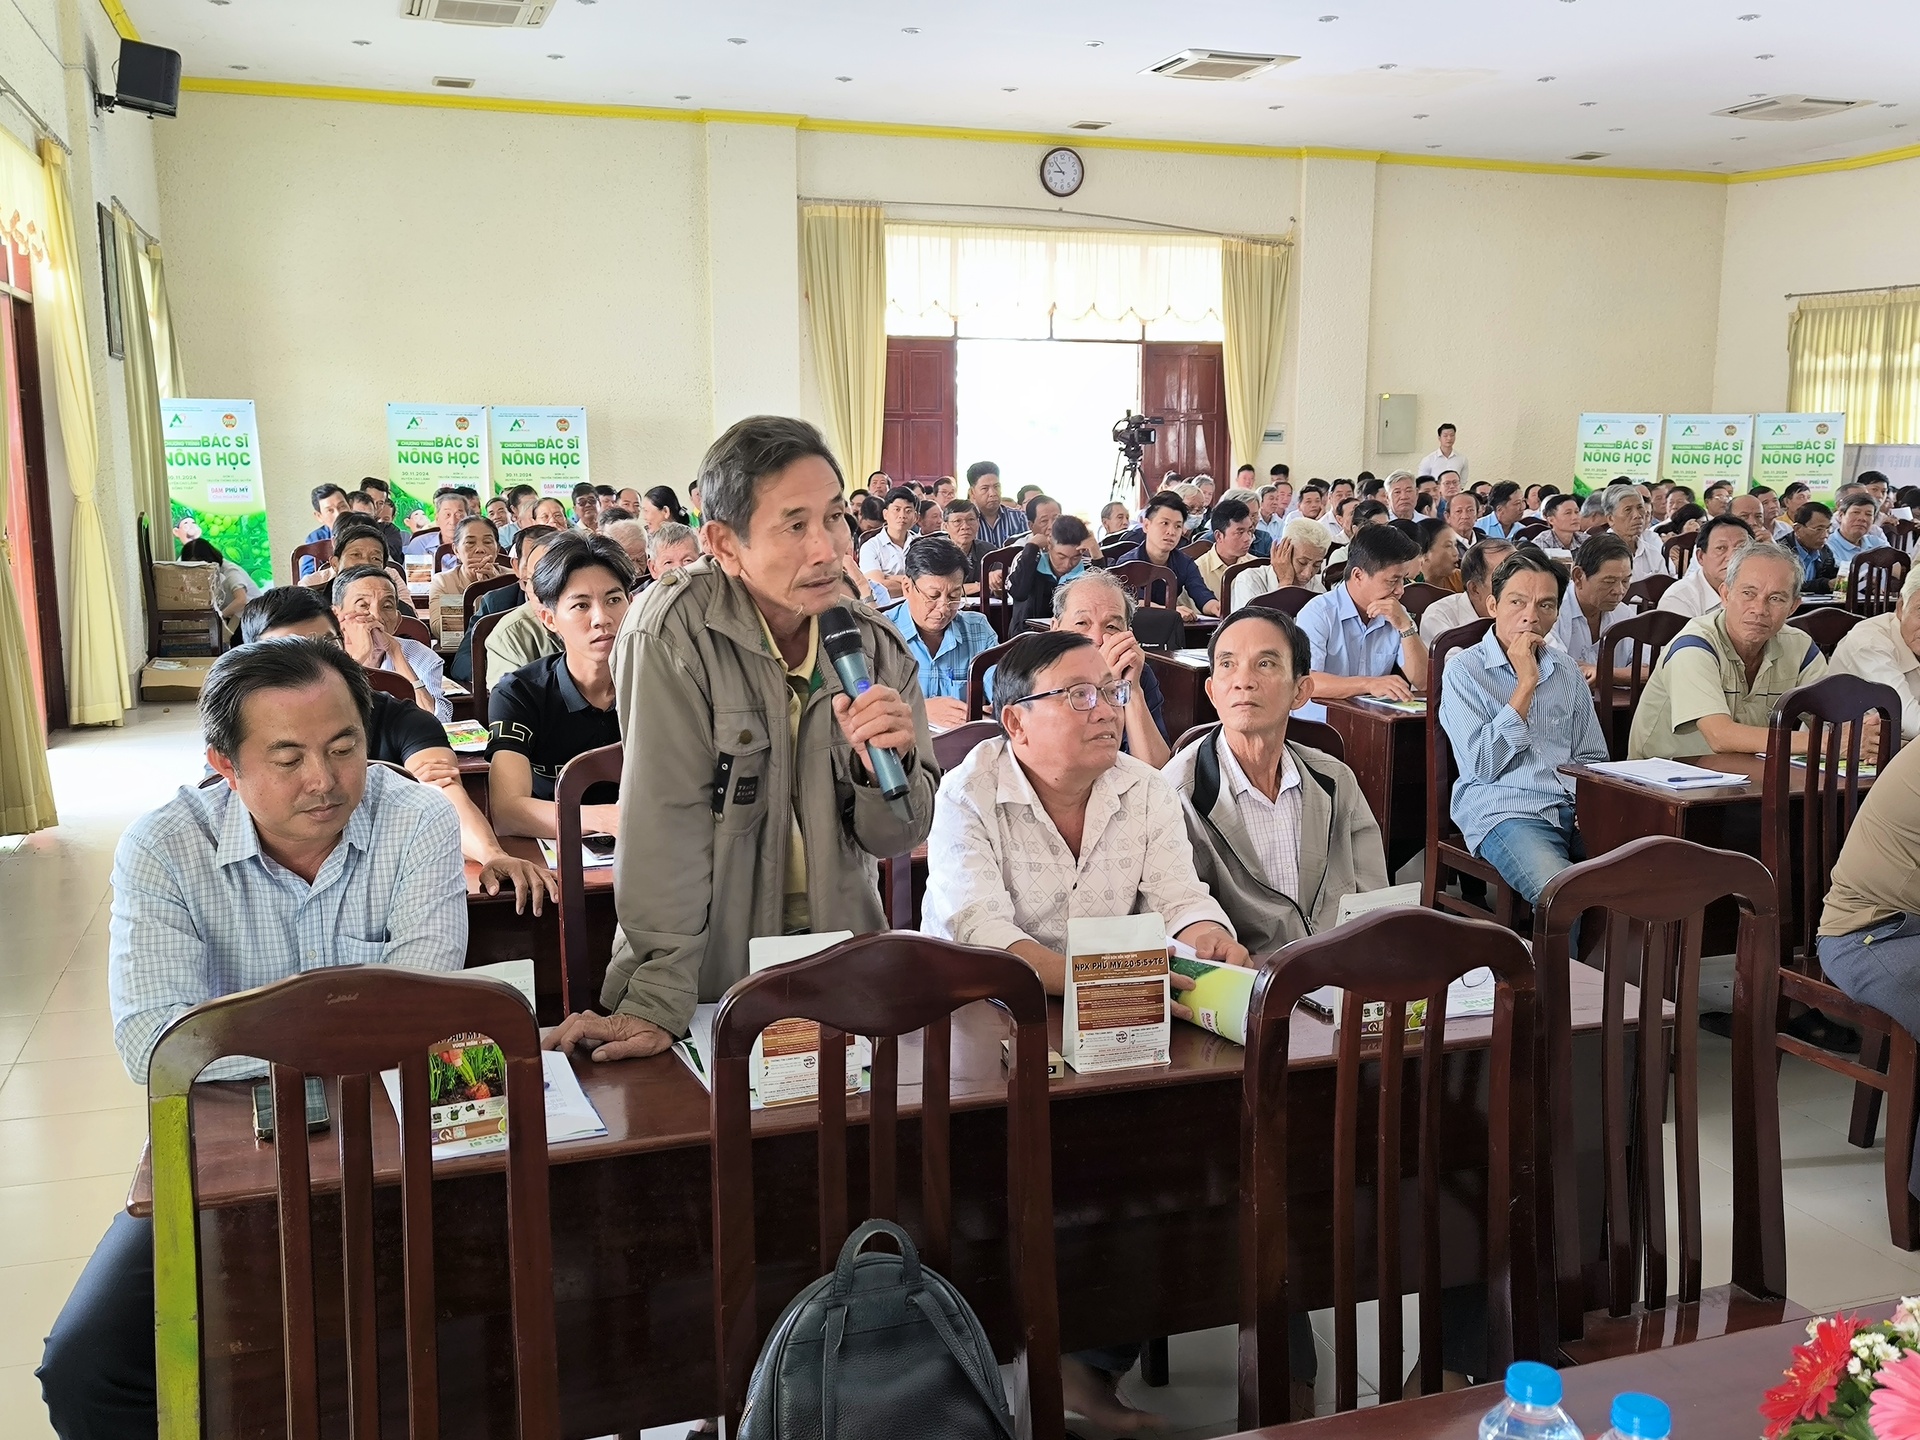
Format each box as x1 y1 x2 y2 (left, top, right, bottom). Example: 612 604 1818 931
40 638 466 1440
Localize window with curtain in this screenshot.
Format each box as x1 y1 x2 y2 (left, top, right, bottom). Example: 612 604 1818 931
1788 287 1920 445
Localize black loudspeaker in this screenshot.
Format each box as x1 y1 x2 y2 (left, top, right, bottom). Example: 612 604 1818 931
110 40 182 118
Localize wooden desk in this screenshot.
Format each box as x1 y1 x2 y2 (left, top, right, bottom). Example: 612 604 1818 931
1225 1315 1807 1438
1320 697 1428 875
131 966 1631 1439
1146 650 1216 738
464 836 614 1022
457 751 489 816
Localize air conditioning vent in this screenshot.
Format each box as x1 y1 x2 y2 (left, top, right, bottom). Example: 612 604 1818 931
1144 49 1296 82
1566 151 1610 161
432 75 477 88
1711 94 1872 122
404 0 551 28
1070 120 1111 131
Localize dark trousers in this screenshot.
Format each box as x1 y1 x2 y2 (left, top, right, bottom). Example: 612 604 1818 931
37 1210 156 1440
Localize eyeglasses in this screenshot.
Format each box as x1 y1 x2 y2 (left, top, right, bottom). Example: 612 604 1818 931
911 584 966 607
1010 679 1132 713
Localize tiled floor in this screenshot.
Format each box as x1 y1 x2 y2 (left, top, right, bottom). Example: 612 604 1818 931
10 704 1920 1438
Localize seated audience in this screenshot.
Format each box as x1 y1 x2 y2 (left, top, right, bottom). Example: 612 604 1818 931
303 482 352 544
1097 500 1131 542
358 477 411 561
1419 538 1515 646
298 516 408 599
1291 483 1329 524
1540 493 1583 553
1233 516 1330 610
1628 541 1829 760
1008 514 1093 628
1024 492 1063 547
859 485 921 597
1786 502 1840 595
1438 549 1609 905
334 566 449 720
176 537 260 635
1444 492 1480 550
1826 486 1882 573
1701 480 1732 518
599 516 648 572
1728 491 1764 531
38 639 466 1440
645 520 701 585
1413 517 1462 592
570 480 602 534
968 462 1029 549
242 587 556 909
446 523 550 683
532 494 571 530
1195 496 1258 597
1325 497 1390 567
486 533 632 840
404 486 467 556
1474 482 1526 540
639 484 690 534
1658 513 1754 620
1550 533 1635 679
484 528 569 681
1296 522 1428 699
1165 608 1386 948
1830 569 1920 741
1115 492 1219 616
545 416 935 1064
942 498 988 591
1599 482 1667 581
425 514 509 644
1662 502 1707 536
883 534 999 730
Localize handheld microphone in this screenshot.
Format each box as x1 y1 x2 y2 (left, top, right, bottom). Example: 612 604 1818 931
818 606 915 825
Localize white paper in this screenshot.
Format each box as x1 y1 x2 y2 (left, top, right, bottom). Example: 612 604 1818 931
1585 758 1749 791
1063 913 1170 1073
537 837 615 870
1333 882 1423 927
1293 701 1329 724
461 958 537 1010
379 1050 608 1160
1302 970 1496 1026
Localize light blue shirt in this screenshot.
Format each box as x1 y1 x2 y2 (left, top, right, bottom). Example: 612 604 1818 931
1438 627 1610 852
882 600 998 701
1296 582 1407 679
1475 514 1524 540
380 636 450 723
1549 598 1636 670
108 766 468 1083
1827 529 1872 572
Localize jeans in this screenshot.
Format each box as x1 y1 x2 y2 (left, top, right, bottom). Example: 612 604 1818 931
1475 805 1585 906
1819 913 1920 1197
37 1210 156 1440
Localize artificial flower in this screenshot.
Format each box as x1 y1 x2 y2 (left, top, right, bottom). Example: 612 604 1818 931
1762 1313 1865 1437
1873 1352 1920 1440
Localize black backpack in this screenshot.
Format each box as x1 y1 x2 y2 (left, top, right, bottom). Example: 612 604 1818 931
738 1218 1017 1440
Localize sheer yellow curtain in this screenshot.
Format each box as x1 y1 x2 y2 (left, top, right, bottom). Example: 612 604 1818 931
802 204 887 483
116 211 170 563
37 139 129 725
1221 237 1293 471
1882 293 1920 445
144 242 187 401
0 300 59 833
1789 295 1887 441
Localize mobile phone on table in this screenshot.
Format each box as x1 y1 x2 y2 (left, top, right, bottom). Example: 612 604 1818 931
583 833 617 858
251 1075 331 1141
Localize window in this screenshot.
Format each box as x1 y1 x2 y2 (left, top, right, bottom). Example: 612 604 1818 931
1788 288 1920 445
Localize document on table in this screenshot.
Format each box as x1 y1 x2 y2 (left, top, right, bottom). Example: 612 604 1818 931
1584 758 1749 791
379 1050 608 1160
1351 696 1426 715
537 837 615 870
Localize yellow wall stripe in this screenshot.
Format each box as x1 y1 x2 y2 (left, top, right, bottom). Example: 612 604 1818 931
175 76 1920 188
98 0 140 42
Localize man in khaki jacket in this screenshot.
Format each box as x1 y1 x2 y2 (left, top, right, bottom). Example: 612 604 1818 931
545 416 938 1060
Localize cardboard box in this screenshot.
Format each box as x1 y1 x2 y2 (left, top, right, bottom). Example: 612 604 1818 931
152 561 217 611
1063 913 1170 1073
139 656 217 702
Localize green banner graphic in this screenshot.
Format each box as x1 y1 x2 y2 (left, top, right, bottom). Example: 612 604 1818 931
1573 413 1664 495
387 404 488 527
1752 413 1846 505
488 406 589 499
163 399 269 587
1660 414 1753 486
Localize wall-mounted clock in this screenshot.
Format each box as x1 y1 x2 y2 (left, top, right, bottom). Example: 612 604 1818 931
1039 146 1084 198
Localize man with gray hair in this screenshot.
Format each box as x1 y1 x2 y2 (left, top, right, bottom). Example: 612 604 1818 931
602 517 651 574
1628 541 1832 760
1383 469 1419 522
645 520 700 584
331 564 449 720
1600 481 1667 582
1235 515 1330 610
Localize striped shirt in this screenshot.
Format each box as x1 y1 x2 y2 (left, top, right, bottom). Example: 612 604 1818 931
1217 739 1303 898
107 766 467 1083
974 505 1031 551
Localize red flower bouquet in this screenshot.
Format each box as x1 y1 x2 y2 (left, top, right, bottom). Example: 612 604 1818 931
1762 1302 1920 1438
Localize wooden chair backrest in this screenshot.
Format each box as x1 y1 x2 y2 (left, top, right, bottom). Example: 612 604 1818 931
393 615 432 646
1238 908 1538 1424
361 665 415 703
709 933 1064 1439
1100 534 1136 559
469 608 514 720
932 718 1002 770
462 571 521 633
1763 675 1902 964
1533 837 1786 1342
147 968 557 1440
1846 546 1910 616
434 542 455 573
1173 719 1345 764
555 742 625 1016
1109 560 1178 609
1786 605 1867 657
964 636 1023 721
1885 517 1920 555
1424 618 1495 855
1594 609 1687 761
1219 558 1266 613
1248 585 1319 617
978 544 1021 639
1180 538 1214 561
290 538 333 579
1401 582 1448 622
1322 561 1347 588
1662 531 1696 577
1624 575 1675 611
1514 518 1551 543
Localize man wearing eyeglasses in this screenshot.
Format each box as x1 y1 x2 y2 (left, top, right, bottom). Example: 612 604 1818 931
882 535 999 731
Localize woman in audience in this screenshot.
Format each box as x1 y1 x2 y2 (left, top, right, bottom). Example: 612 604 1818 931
177 537 260 635
532 495 571 530
1660 502 1707 536
426 515 509 645
639 484 690 534
1830 567 1920 740
306 519 417 614
1412 517 1463 592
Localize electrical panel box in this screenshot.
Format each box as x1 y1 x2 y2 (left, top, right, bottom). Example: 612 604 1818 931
1377 393 1418 455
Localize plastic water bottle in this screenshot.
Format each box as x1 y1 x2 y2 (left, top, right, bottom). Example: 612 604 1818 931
1477 1361 1583 1440
1599 1392 1672 1440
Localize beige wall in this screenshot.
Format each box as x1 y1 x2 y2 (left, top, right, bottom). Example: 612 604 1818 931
1713 155 1920 420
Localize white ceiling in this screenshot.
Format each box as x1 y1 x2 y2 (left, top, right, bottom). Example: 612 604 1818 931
127 0 1920 174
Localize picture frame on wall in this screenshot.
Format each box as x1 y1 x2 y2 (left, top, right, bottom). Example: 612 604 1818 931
97 202 123 360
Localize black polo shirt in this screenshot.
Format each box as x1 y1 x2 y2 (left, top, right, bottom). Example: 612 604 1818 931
485 652 621 802
367 691 448 766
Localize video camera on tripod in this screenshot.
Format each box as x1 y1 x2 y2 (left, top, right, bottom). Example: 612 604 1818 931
1111 410 1164 463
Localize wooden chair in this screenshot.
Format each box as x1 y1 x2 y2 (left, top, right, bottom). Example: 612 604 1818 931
1180 538 1213 561
1847 546 1910 616
434 542 456 573
1762 675 1920 1245
1422 618 1525 930
1401 582 1449 622
139 516 224 657
933 718 1001 770
709 933 1065 1439
1173 718 1345 763
1514 518 1551 543
1322 561 1347 588
147 967 558 1440
1786 605 1866 657
394 614 433 646
1247 585 1320 617
1533 836 1797 1360
882 722 1002 926
1219 558 1266 613
1110 559 1180 610
1594 609 1686 761
1236 908 1539 1424
1661 531 1696 578
289 537 333 581
462 571 522 634
1624 575 1675 611
1100 534 1136 561
470 608 514 720
964 636 1022 721
978 544 1021 638
361 665 415 703
555 742 624 1017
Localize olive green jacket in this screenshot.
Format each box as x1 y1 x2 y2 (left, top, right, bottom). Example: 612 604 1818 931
602 559 938 1034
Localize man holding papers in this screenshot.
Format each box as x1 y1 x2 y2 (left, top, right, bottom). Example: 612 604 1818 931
1438 550 1610 906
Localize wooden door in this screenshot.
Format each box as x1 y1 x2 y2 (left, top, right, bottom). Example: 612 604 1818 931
1137 343 1226 506
882 337 956 484
3 276 67 731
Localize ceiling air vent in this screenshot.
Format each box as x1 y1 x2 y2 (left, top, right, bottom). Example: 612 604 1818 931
1567 151 1610 161
432 75 476 88
1711 94 1872 122
404 0 552 28
1144 50 1296 82
1070 120 1111 131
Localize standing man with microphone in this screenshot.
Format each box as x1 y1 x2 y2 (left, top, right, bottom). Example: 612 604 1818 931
545 416 938 1062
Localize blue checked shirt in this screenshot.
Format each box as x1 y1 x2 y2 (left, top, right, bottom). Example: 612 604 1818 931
1295 582 1408 679
883 600 999 701
974 505 1030 550
108 766 468 1083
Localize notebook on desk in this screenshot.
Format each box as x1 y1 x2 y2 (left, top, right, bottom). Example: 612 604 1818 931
1584 758 1749 792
